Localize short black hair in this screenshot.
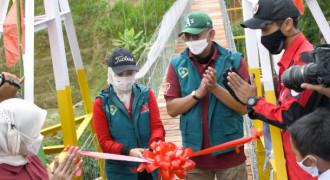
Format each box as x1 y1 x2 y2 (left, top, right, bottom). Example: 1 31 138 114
275 17 299 29
288 107 330 161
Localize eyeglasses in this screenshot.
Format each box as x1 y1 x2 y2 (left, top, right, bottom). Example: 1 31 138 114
182 29 210 42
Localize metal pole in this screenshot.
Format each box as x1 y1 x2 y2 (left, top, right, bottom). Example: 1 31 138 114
16 0 24 98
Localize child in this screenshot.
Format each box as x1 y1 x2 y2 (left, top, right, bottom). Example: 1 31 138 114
288 107 330 179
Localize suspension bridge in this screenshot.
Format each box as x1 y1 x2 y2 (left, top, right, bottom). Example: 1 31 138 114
155 0 254 179
0 0 329 179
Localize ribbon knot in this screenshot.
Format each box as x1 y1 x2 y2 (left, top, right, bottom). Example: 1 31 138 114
131 141 195 180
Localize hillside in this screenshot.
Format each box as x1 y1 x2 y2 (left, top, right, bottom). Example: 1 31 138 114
0 0 175 110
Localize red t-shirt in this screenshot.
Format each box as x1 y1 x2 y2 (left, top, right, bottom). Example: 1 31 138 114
0 155 47 180
93 88 165 154
165 46 249 169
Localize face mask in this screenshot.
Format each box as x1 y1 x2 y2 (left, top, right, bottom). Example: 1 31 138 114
112 75 135 93
186 31 210 55
261 29 286 54
0 111 43 157
19 131 44 157
297 155 319 177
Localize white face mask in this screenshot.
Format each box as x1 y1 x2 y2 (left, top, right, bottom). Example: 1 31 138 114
185 31 210 55
297 155 319 177
112 75 136 93
19 131 44 157
0 110 43 157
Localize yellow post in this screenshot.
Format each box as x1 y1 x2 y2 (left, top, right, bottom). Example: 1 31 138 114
76 69 106 179
56 87 81 180
264 91 288 180
57 88 78 146
77 69 93 114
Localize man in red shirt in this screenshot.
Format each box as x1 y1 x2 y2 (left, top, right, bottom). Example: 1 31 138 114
165 11 249 180
227 0 329 179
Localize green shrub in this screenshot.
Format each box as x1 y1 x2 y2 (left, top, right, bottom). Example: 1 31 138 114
110 27 146 58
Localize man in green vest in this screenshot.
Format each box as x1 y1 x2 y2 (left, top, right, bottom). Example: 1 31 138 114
164 11 249 180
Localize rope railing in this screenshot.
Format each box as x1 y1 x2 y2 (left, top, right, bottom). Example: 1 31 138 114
220 0 259 179
135 0 194 97
219 0 237 51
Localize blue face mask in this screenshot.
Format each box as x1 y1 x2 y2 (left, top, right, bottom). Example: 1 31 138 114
261 29 286 54
297 155 319 177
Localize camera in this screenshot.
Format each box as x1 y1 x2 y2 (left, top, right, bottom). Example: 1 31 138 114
282 44 330 91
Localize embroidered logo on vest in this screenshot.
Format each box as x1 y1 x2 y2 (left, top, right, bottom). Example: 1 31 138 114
178 67 188 78
141 103 149 114
110 105 117 115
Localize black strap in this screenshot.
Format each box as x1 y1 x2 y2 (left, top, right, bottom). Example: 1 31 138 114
0 74 21 89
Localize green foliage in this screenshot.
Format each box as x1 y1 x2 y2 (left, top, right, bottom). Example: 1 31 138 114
232 20 247 58
299 0 330 45
0 0 175 108
111 28 146 57
97 0 175 60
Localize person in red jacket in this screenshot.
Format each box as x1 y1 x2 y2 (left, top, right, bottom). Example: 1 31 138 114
93 48 165 180
226 0 329 179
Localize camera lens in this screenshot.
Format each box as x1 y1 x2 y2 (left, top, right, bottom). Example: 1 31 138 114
282 65 305 91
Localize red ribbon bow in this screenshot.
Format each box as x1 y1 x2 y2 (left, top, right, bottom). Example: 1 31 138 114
60 129 262 179
131 141 196 180
131 128 262 180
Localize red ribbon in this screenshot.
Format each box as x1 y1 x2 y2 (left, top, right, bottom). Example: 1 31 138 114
130 141 196 180
62 146 153 177
190 128 263 157
131 128 262 180
61 128 262 179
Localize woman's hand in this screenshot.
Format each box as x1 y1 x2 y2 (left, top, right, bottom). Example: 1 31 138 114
47 146 83 180
129 148 145 158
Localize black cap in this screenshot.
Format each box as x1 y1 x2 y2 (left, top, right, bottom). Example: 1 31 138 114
241 0 301 29
108 48 139 74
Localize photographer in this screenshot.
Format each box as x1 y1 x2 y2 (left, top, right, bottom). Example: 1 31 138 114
226 0 329 179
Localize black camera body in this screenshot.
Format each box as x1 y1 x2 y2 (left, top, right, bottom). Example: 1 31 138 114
282 44 330 91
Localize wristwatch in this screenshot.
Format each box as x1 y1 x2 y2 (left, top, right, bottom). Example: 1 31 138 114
191 90 200 101
246 96 260 112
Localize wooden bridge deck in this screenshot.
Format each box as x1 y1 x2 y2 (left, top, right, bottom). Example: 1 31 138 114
156 0 253 179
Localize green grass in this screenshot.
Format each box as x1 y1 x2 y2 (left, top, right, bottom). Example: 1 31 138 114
0 0 175 108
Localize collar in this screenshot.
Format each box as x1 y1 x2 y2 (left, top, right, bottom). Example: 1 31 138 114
277 33 306 70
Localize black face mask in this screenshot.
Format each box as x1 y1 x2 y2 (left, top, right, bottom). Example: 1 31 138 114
261 29 286 54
